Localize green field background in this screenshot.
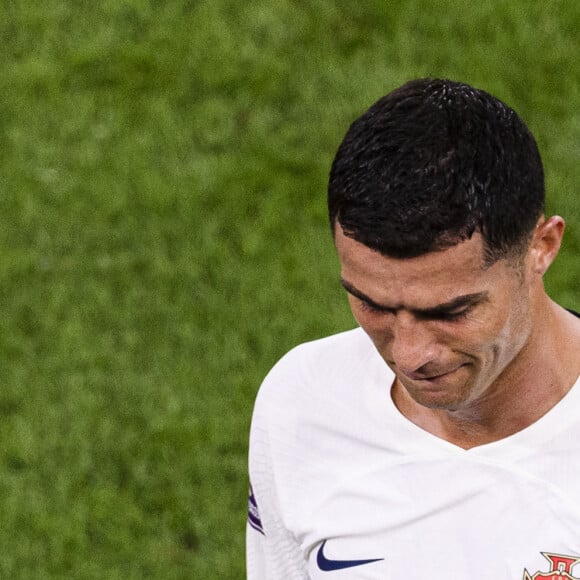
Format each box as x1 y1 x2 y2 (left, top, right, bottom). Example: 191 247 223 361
0 1 578 577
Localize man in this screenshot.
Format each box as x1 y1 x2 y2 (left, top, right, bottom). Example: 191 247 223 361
247 78 580 579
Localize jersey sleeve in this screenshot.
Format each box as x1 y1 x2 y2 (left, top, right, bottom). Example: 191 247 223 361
246 384 310 579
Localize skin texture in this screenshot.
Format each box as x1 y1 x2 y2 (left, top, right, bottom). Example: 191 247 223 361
335 219 580 449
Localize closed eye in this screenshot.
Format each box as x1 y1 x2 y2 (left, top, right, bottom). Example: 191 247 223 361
342 278 488 322
422 307 472 322
359 300 391 314
359 300 475 321
359 301 380 313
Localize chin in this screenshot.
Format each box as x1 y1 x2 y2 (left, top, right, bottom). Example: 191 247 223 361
409 392 466 411
402 380 474 412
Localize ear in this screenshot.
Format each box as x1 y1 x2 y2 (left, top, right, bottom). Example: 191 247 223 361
528 216 565 276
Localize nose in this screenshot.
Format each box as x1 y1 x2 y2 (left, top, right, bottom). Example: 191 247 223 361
389 314 439 377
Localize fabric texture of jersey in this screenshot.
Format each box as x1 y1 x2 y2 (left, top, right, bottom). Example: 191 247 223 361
247 326 580 579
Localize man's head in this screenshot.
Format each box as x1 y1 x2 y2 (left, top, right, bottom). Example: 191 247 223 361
328 78 545 265
329 79 565 415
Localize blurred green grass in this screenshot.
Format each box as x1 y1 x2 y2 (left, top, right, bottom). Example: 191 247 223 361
0 0 577 577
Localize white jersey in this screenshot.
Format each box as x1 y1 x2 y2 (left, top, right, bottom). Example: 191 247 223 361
247 327 580 579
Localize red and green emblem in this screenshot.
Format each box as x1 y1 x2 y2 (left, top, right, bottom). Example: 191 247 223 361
523 552 580 579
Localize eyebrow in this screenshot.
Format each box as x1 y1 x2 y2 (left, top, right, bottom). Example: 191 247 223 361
339 278 489 317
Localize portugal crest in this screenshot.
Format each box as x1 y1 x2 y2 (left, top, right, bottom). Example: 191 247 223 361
523 552 580 579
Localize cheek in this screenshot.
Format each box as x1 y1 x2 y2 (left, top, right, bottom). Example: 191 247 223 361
349 299 391 333
349 306 396 350
454 305 522 359
492 299 532 357
347 297 367 327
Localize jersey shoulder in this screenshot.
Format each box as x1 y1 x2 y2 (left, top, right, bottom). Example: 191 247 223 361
253 327 382 414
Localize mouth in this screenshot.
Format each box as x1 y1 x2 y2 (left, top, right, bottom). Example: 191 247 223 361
405 365 467 383
418 370 456 381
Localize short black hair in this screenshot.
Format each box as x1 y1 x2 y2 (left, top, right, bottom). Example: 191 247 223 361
328 78 545 264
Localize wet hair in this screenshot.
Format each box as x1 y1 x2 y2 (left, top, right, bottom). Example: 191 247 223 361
328 78 545 264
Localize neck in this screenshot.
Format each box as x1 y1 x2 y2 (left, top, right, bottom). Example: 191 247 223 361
392 301 580 450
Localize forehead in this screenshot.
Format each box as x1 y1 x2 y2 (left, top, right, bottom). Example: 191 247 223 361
334 226 508 308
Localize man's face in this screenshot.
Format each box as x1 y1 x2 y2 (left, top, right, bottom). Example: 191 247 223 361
335 225 534 412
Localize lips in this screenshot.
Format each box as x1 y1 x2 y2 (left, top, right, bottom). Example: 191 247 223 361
403 365 465 382
417 370 456 381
